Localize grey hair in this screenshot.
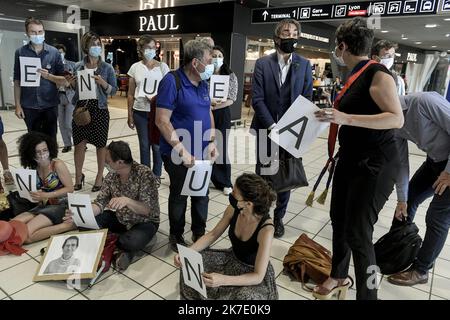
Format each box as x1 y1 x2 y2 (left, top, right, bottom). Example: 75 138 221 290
184 39 211 65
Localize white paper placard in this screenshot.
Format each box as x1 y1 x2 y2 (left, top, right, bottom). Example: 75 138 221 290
20 57 41 87
181 160 212 197
209 75 230 101
138 71 161 99
269 95 329 158
12 168 38 202
177 244 207 299
67 193 100 229
77 69 97 100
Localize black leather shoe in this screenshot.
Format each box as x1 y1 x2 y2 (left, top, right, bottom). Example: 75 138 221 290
274 219 285 238
388 268 428 286
191 233 204 243
62 146 72 153
169 234 188 253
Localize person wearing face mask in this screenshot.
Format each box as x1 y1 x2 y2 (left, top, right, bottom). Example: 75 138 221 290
210 46 238 196
174 173 278 300
312 17 404 300
371 40 406 96
10 132 75 244
156 39 218 252
64 141 160 271
127 36 170 185
54 44 76 154
70 32 117 193
251 19 313 239
13 18 66 142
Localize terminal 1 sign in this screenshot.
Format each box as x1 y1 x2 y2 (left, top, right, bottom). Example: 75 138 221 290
252 0 439 23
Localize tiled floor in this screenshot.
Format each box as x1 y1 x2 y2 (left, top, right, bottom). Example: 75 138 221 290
0 95 449 300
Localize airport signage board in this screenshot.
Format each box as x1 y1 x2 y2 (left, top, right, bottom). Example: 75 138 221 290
252 0 438 23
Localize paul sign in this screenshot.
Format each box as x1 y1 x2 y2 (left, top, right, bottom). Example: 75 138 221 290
139 14 179 32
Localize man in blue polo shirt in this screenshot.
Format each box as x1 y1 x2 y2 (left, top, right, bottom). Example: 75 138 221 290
13 17 66 141
156 39 217 252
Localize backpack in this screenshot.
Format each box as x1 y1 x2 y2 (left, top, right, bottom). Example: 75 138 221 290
149 71 181 145
374 221 422 275
283 233 332 288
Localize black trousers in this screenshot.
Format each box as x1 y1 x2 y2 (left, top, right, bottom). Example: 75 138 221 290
95 211 158 256
23 107 58 142
330 149 398 300
211 107 232 189
163 155 209 237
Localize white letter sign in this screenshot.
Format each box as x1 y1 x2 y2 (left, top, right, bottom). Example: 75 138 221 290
12 168 38 203
77 69 97 100
269 95 329 158
209 75 230 101
177 245 207 299
20 57 41 87
67 193 100 229
181 160 212 197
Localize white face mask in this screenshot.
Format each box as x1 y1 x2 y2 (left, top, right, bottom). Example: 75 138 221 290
380 57 394 70
35 152 50 163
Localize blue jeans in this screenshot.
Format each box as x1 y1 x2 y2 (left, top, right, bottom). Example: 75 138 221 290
394 157 450 274
133 110 162 177
58 93 74 147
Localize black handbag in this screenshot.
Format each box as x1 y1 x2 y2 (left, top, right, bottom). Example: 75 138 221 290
6 191 37 216
259 150 308 193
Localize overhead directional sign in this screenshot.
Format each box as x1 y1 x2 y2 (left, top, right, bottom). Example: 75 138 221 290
252 0 439 24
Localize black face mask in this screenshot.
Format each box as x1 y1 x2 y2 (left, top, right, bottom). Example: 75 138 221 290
278 38 298 54
229 194 243 212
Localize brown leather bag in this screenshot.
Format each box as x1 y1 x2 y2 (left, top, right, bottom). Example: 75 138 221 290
283 233 332 288
73 101 91 126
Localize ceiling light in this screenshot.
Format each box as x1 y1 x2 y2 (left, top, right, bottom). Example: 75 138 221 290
258 38 262 42
381 30 389 33
446 34 450 37
425 24 438 28
28 9 36 12
415 41 422 44
402 37 408 40
444 18 450 21
431 45 437 48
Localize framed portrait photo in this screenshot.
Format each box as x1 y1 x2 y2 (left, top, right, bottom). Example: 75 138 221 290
33 229 107 282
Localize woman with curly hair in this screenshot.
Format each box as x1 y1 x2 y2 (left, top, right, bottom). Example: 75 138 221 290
175 173 278 300
12 132 74 243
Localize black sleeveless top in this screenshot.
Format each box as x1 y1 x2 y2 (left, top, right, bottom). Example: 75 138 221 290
338 61 397 158
228 209 273 266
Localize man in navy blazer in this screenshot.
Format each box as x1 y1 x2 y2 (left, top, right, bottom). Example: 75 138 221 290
251 19 313 238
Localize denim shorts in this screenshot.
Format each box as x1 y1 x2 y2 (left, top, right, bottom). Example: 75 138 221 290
29 198 68 225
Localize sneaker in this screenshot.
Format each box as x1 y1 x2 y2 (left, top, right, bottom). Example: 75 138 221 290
3 170 14 185
115 251 133 271
62 146 72 153
223 187 233 196
169 234 188 253
274 219 285 238
191 233 204 243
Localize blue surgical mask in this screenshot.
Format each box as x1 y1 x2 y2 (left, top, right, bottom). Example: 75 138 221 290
196 61 215 81
29 34 45 45
212 57 224 70
89 46 102 58
144 48 156 61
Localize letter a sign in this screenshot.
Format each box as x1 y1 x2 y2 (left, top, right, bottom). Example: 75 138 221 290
269 95 329 158
181 160 212 196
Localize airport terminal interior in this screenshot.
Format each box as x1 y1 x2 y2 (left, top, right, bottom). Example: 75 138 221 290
0 0 449 300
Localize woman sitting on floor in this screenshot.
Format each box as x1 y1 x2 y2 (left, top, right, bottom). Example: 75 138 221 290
174 173 278 300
